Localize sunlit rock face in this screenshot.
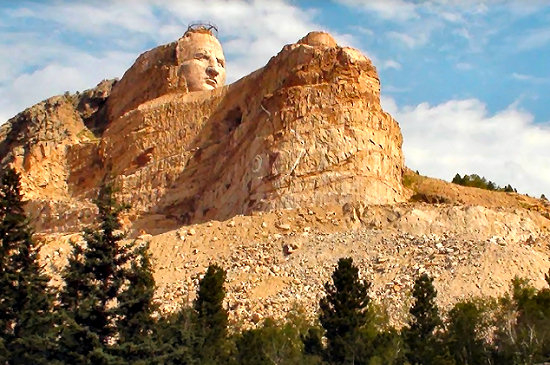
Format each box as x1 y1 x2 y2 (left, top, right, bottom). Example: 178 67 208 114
0 31 406 231
101 31 406 224
106 29 226 122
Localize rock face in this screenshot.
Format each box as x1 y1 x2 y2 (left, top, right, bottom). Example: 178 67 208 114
0 80 114 231
102 31 405 224
106 30 226 122
0 79 114 200
0 31 404 231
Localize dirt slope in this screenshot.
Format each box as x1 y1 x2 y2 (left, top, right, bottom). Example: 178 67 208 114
38 173 550 327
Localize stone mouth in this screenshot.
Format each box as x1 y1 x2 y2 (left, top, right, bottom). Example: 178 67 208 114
205 78 217 87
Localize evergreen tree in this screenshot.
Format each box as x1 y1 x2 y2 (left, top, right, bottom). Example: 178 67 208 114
319 257 371 364
0 168 57 364
57 183 134 363
451 172 516 193
154 308 200 365
403 273 453 365
115 242 157 362
194 264 229 363
451 173 463 185
503 184 515 193
446 299 491 365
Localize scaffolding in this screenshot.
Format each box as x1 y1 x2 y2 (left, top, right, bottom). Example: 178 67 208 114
185 22 218 38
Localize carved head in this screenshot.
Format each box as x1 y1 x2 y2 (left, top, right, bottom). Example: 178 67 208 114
177 30 226 92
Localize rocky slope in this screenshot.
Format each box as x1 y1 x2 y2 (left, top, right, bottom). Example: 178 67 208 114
0 80 115 231
40 173 550 327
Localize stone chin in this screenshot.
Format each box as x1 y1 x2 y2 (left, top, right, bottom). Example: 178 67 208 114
181 64 225 92
187 77 221 92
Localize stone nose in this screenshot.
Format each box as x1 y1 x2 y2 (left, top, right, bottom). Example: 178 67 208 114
206 66 219 78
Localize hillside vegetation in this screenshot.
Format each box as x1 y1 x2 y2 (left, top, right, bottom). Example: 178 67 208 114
403 168 550 216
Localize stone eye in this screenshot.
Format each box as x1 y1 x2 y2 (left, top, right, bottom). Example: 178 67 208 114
195 53 208 60
217 58 225 67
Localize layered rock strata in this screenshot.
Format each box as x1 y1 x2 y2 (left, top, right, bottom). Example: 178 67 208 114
102 31 405 224
1 31 405 231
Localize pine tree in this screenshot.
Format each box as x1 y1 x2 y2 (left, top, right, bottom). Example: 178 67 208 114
446 300 491 365
0 168 57 364
403 273 453 365
57 183 134 362
319 257 371 364
154 308 200 365
194 264 229 363
115 242 157 361
451 173 463 185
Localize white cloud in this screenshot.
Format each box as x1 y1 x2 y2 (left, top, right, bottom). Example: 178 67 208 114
511 73 549 84
382 96 550 197
504 1 550 16
382 59 402 70
386 31 428 48
0 49 136 122
351 26 374 37
338 0 550 56
453 27 471 40
516 28 550 51
9 2 161 36
440 11 463 23
455 62 473 70
158 0 343 83
337 0 418 21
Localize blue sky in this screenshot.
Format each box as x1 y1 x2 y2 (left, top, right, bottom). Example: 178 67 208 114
1 0 549 196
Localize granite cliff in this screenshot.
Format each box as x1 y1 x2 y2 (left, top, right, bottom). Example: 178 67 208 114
1 30 549 325
0 31 404 231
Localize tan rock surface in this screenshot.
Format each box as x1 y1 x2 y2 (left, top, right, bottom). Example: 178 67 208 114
101 31 404 225
2 31 405 231
0 80 114 230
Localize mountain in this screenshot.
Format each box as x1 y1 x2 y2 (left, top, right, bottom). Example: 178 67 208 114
2 31 549 324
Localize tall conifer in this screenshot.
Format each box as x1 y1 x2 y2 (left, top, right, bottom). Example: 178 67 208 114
115 242 157 361
194 264 229 363
404 273 454 365
57 183 133 362
0 168 57 364
319 257 371 364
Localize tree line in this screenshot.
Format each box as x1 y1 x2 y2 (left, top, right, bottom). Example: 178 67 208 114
2 167 550 364
451 173 517 193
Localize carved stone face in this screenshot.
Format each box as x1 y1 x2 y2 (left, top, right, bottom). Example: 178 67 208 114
178 32 226 92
